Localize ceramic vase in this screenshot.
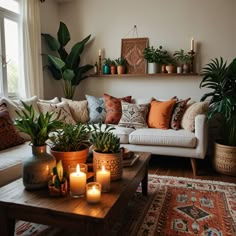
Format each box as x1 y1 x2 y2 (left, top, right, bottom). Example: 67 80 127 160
103 65 110 74
147 62 157 74
93 151 123 181
23 145 56 190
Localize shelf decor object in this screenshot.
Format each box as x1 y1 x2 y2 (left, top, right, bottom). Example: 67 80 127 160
121 37 149 74
188 38 195 73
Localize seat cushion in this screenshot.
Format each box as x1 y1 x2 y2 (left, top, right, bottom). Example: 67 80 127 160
129 128 197 148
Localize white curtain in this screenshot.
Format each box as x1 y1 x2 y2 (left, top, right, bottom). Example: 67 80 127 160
20 0 44 98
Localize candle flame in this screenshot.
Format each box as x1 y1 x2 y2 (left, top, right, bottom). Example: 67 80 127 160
76 164 80 174
92 186 96 192
102 166 105 171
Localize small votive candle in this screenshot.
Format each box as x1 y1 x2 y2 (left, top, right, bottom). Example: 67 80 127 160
86 182 101 204
70 164 86 198
96 166 110 192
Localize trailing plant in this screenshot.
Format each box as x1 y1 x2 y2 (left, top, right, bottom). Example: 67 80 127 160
200 57 236 146
173 49 191 65
49 122 90 152
89 121 120 153
42 22 93 99
14 102 63 146
115 57 127 66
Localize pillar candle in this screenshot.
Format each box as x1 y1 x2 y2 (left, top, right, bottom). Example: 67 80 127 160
96 166 111 192
191 38 194 51
86 182 101 204
70 164 86 197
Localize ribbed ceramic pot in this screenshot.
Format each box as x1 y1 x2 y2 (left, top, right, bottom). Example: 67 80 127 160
23 145 56 190
93 150 123 181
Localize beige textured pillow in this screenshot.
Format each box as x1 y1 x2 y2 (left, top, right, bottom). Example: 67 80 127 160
61 98 89 123
181 101 209 131
118 101 149 129
38 97 60 104
37 101 76 125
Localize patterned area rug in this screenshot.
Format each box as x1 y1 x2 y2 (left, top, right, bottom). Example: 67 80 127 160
15 175 236 236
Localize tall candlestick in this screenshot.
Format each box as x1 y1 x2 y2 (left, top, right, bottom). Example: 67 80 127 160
191 38 194 51
70 164 86 198
96 166 110 192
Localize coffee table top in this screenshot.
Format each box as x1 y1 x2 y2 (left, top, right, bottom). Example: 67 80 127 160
0 152 151 232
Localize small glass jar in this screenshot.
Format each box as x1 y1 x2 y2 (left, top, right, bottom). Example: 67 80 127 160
86 182 101 204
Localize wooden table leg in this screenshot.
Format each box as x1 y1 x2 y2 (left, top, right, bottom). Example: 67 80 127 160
141 168 148 196
0 207 15 236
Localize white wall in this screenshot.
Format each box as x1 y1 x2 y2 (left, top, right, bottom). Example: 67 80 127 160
40 0 236 100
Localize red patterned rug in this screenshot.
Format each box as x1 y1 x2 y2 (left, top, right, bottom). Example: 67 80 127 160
15 175 236 236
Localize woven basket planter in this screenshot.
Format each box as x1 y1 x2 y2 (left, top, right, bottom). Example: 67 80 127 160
213 142 236 176
93 151 123 181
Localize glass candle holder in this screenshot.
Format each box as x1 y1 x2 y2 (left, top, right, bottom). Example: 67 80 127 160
69 164 87 198
86 182 101 204
96 166 110 192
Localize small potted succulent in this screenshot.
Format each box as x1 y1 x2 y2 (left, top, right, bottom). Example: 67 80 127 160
49 122 90 177
110 60 117 75
115 57 127 74
173 49 191 73
103 58 112 74
89 121 122 181
48 160 68 197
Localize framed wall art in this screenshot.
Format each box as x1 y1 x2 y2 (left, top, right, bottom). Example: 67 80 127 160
121 37 149 74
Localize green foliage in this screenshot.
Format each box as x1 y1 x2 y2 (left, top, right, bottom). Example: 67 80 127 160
200 57 236 146
143 46 169 64
14 102 63 146
89 121 120 153
173 49 191 64
42 22 93 99
49 122 90 152
103 58 112 66
115 57 128 66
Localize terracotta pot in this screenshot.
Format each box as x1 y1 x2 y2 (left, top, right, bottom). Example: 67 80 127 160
117 65 126 74
93 150 123 181
166 65 176 74
50 145 89 178
110 65 117 74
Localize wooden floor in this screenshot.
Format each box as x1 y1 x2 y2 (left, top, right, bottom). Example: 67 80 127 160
148 155 236 184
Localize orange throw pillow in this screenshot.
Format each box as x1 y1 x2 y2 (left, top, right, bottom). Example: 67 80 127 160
148 100 176 129
104 93 132 124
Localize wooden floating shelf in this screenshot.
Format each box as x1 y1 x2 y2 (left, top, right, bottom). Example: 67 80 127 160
90 73 199 78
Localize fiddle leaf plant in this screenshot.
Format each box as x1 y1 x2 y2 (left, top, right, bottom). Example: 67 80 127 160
14 102 63 146
42 22 93 99
200 57 236 146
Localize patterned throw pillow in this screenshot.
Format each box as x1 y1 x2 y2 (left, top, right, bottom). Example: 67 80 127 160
0 103 25 150
37 101 76 125
147 99 176 129
104 93 132 124
85 95 106 123
181 101 209 132
118 101 149 129
170 97 191 130
61 98 89 124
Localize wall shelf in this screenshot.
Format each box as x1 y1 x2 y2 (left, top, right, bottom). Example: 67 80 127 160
90 73 199 78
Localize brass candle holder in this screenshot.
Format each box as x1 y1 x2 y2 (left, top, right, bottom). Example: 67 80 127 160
98 55 102 74
188 50 195 73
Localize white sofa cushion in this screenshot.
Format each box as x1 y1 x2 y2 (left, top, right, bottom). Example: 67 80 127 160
129 128 197 148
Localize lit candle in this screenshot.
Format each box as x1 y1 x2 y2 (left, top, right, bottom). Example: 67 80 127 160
96 166 111 192
86 182 101 204
98 49 102 56
191 38 194 51
70 164 86 197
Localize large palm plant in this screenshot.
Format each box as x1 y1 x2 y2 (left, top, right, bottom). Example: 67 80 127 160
200 57 236 146
42 22 93 99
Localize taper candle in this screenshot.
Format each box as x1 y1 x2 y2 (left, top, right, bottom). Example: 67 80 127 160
191 38 194 51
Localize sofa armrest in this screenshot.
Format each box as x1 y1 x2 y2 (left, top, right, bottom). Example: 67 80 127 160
194 114 208 159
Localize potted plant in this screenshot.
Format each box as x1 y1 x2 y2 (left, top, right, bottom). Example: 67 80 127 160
115 57 127 74
200 57 236 176
48 160 68 197
42 22 93 99
89 121 123 181
14 102 63 190
103 58 112 74
49 122 90 177
110 60 117 75
143 46 158 74
165 56 177 74
173 49 191 73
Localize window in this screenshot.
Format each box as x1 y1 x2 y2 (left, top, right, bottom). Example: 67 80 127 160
0 0 21 98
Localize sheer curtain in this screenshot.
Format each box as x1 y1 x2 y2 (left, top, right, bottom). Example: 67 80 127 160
21 0 44 98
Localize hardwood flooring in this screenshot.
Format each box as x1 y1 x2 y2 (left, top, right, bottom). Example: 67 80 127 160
148 155 236 184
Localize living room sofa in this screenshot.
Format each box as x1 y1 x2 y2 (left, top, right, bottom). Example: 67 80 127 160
0 95 208 187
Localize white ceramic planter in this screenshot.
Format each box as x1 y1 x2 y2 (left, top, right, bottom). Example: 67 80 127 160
148 62 157 74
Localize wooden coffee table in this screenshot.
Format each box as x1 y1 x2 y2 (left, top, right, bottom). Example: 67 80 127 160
0 152 151 236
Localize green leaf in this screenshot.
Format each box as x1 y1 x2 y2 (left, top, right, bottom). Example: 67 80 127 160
48 55 65 70
41 33 60 51
47 65 62 80
63 69 75 81
57 22 70 47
